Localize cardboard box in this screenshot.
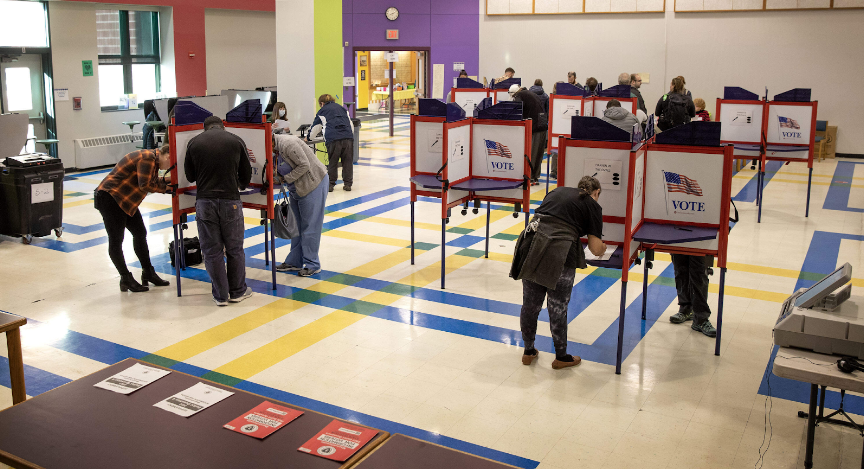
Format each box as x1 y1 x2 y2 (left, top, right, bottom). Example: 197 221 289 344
825 125 837 158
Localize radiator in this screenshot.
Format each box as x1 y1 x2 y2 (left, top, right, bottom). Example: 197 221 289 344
73 133 143 169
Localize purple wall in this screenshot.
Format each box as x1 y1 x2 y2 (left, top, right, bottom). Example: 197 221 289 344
342 0 480 112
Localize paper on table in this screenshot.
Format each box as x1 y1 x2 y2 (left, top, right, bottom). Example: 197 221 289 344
584 244 616 261
153 382 233 417
298 419 378 462
93 363 171 395
224 401 304 439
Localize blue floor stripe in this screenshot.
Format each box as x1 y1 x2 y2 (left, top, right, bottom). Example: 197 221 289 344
732 161 784 202
0 357 72 396
823 161 864 213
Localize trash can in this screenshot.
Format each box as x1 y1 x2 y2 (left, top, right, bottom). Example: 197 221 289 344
0 155 64 244
352 118 361 164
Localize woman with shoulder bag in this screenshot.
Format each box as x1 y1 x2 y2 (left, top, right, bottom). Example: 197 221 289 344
273 134 329 277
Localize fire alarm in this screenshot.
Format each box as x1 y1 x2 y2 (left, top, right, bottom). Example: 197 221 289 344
189 52 195 58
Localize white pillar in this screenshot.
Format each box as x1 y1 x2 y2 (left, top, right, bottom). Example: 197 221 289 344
276 0 316 128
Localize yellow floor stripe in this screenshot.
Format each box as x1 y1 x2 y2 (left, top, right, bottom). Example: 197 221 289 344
400 254 476 288
323 229 409 247
364 215 440 232
63 199 96 208
454 209 511 230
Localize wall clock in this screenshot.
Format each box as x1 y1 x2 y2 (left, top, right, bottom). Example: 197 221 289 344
385 7 399 21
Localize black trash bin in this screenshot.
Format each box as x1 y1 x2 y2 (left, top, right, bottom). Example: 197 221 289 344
352 118 361 164
0 156 64 244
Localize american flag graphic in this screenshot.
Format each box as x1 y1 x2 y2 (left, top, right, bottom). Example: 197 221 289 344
778 116 800 130
247 148 256 163
485 139 512 159
664 171 703 196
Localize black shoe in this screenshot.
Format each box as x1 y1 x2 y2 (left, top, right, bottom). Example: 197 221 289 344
343 185 352 191
141 267 170 287
328 185 335 193
120 273 149 293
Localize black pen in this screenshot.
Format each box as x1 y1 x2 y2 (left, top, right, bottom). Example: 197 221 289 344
673 226 693 232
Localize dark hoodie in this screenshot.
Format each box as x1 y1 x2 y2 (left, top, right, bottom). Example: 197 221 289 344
529 85 549 114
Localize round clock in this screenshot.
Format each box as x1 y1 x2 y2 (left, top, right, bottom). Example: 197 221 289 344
385 7 399 21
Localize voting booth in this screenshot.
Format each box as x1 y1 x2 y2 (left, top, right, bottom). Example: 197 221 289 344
410 99 530 289
591 85 637 118
547 83 587 155
558 116 647 374
449 78 491 116
491 78 521 104
168 99 276 296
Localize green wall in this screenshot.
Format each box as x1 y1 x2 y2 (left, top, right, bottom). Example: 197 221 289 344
314 0 343 106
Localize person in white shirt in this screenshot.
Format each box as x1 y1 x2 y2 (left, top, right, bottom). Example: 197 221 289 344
270 102 292 133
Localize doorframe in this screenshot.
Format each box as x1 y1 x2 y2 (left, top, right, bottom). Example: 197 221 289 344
351 46 430 114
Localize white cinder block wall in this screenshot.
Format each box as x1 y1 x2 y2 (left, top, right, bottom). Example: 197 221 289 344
479 2 864 154
204 9 276 94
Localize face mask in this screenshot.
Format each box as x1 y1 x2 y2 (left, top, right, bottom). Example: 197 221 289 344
278 109 286 117
158 169 167 178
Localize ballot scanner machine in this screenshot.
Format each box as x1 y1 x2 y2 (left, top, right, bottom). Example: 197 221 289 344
774 263 863 358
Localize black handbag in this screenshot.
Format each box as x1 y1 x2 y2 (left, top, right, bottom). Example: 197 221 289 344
272 185 299 240
169 236 203 267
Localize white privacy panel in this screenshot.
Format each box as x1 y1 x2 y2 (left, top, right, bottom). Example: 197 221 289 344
766 104 813 146
561 145 631 218
446 124 471 182
644 150 724 225
718 102 764 143
226 126 269 207
631 152 644 230
414 121 444 174
454 91 488 115
174 128 204 191
472 123 526 179
551 97 583 136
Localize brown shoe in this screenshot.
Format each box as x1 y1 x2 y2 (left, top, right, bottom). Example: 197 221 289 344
552 355 582 369
521 351 538 365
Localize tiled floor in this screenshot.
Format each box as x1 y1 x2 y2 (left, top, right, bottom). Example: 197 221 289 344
2 116 864 468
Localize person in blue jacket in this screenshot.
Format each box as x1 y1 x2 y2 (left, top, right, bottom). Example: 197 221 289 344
309 94 354 192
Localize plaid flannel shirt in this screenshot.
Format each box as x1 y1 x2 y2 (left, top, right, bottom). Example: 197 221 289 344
97 150 167 216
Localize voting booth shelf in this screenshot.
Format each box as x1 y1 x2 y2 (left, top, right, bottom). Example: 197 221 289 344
409 112 531 289
168 99 277 296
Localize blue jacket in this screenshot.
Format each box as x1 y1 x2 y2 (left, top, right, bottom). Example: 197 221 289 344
312 102 353 143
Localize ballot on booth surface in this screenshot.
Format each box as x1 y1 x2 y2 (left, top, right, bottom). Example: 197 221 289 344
92 363 171 395
584 244 617 261
298 419 378 462
224 401 304 439
153 382 233 417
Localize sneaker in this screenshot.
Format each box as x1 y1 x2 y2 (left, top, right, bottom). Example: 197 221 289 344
328 185 335 193
552 355 582 370
692 320 717 337
670 310 694 324
299 267 321 277
343 185 352 191
229 287 253 303
276 263 302 272
213 298 228 307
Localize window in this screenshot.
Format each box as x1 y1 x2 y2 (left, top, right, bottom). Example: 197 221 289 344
4 68 33 112
0 2 49 48
96 10 161 109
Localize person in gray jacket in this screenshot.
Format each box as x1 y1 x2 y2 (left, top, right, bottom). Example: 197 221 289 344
273 134 329 277
601 100 640 135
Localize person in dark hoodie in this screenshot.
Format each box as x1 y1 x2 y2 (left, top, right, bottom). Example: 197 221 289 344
309 94 354 192
601 100 640 135
655 76 695 131
511 176 606 369
630 73 647 115
530 79 549 114
511 84 548 185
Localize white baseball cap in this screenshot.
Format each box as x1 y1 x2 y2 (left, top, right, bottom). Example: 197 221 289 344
508 84 520 95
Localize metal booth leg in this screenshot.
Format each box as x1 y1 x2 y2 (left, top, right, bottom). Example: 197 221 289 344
441 217 446 290
545 154 550 194
410 201 415 265
804 383 818 469
173 224 182 297
485 201 491 259
806 167 813 218
270 220 277 291
641 249 652 321
616 281 628 375
524 209 529 228
757 169 764 224
715 267 727 356
178 223 187 270
263 212 269 267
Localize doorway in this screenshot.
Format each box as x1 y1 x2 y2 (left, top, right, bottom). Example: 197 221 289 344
354 49 428 117
1 54 50 154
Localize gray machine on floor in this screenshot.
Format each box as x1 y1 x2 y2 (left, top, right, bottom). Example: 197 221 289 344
774 263 862 358
0 154 65 244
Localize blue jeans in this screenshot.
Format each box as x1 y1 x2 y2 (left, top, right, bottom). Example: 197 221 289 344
195 199 247 302
284 174 328 270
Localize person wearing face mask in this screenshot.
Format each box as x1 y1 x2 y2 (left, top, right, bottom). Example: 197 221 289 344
270 102 292 133
94 145 173 293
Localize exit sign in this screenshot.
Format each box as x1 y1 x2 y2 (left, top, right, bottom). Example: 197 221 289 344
386 29 399 40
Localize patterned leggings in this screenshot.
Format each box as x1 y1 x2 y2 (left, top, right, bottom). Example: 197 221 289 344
520 267 576 358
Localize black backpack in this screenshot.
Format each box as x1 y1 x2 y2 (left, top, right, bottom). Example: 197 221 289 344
169 236 203 268
658 93 691 131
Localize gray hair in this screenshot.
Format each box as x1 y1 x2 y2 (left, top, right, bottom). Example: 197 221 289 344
618 73 630 86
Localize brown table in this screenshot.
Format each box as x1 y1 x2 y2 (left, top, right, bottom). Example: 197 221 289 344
0 312 26 405
352 434 518 469
0 358 388 469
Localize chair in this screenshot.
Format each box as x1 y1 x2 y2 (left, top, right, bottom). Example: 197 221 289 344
814 120 828 162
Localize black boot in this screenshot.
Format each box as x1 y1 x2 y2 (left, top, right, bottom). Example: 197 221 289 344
120 273 149 292
141 267 170 287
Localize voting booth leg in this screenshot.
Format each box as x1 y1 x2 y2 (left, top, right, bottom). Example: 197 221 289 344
173 224 182 297
642 260 649 321
485 201 491 259
525 211 529 228
410 202 415 265
806 168 813 218
441 219 446 290
804 383 818 469
263 217 269 267
615 281 628 375
545 156 550 195
178 224 187 270
714 267 727 356
757 171 764 224
270 221 277 291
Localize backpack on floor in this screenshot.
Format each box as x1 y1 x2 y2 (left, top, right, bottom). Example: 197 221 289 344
169 236 203 268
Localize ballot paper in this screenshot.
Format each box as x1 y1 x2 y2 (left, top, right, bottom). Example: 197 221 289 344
224 401 304 439
584 244 617 261
93 363 171 395
153 382 233 417
298 419 378 462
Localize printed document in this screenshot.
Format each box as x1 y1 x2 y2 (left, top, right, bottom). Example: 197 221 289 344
93 363 170 395
584 244 617 261
154 382 233 417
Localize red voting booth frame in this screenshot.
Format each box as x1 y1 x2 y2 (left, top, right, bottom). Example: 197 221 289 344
409 115 531 290
558 139 647 374
168 118 276 297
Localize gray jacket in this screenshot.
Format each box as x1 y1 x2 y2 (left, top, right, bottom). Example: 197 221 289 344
601 107 640 135
273 134 327 198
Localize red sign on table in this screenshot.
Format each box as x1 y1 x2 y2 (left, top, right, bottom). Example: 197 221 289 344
298 419 378 462
224 401 303 439
386 29 399 40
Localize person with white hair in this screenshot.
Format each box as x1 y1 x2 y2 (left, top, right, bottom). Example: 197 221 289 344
617 72 631 86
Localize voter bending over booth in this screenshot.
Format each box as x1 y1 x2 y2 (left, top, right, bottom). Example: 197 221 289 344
185 116 253 306
511 176 607 370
